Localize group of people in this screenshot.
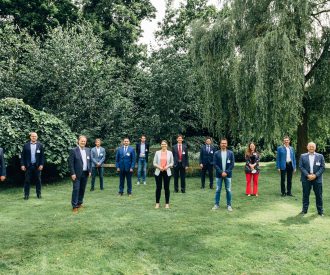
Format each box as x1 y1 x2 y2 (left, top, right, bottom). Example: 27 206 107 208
0 133 325 216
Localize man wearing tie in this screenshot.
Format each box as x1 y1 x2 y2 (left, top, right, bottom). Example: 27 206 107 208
90 138 106 191
172 134 189 193
199 137 215 189
299 142 325 216
276 136 296 196
116 137 136 196
136 135 149 185
212 138 235 211
68 135 91 213
21 132 45 200
0 147 6 182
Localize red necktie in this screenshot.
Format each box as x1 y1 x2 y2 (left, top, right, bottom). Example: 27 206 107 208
178 144 182 161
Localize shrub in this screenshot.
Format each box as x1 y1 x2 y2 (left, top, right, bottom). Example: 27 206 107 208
0 98 76 177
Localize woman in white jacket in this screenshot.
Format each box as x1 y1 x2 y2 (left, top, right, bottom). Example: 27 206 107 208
153 140 174 209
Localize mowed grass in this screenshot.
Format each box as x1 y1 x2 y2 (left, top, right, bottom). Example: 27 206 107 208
0 163 329 275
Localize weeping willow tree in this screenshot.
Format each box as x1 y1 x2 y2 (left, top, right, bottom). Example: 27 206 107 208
191 0 330 155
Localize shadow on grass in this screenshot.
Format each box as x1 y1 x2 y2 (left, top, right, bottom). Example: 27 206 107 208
279 213 318 226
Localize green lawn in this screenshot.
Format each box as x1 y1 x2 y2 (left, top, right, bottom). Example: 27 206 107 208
0 163 329 274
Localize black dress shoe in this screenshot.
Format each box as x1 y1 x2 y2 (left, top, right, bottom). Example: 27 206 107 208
24 195 29 200
318 213 324 217
281 193 286 197
210 186 214 189
181 191 186 193
118 192 123 196
90 188 95 191
300 211 307 215
37 194 42 199
287 193 294 197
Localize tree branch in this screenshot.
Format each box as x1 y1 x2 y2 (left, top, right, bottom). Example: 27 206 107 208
305 35 330 83
311 9 330 16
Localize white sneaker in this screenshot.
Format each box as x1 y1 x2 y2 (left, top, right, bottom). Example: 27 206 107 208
212 205 219 210
137 181 140 185
227 206 233 212
143 181 146 185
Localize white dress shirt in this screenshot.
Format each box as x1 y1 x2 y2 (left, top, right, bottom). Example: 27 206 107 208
79 147 88 171
309 153 315 174
96 147 100 156
285 146 291 162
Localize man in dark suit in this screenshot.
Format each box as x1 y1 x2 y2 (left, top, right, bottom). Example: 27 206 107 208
276 136 296 196
199 137 215 189
172 134 189 193
136 135 149 185
299 142 325 216
212 138 235 211
116 137 136 196
0 147 6 182
20 132 45 200
68 135 91 213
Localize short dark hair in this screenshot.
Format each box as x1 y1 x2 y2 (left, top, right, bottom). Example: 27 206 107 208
123 137 130 141
141 135 146 139
220 138 228 143
177 134 183 139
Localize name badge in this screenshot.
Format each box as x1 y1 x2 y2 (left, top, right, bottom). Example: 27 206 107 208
126 153 130 156
316 162 321 166
182 152 186 155
145 149 148 152
36 150 41 153
210 151 213 154
227 160 231 163
100 153 103 156
87 156 90 160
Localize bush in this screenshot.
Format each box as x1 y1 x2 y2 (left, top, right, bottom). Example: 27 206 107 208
0 98 76 177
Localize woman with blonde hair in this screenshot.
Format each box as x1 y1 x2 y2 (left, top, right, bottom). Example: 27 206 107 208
245 142 260 196
153 140 174 209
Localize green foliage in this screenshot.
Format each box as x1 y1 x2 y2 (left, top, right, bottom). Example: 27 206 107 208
190 0 330 151
83 0 156 63
0 0 79 35
0 98 76 176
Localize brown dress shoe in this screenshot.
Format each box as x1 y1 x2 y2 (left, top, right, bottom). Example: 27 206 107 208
73 208 78 213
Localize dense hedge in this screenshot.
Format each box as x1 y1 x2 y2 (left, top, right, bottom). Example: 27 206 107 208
0 98 76 176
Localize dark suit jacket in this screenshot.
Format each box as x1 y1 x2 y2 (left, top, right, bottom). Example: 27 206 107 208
136 142 150 162
116 146 136 171
0 148 6 176
20 142 45 167
68 147 92 178
299 153 325 184
199 144 215 165
214 150 235 178
172 143 189 167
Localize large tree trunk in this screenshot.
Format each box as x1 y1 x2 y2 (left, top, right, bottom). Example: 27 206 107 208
296 97 308 158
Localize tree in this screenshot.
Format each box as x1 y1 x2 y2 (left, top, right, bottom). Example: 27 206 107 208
191 0 330 154
82 0 156 64
0 0 79 36
0 98 76 176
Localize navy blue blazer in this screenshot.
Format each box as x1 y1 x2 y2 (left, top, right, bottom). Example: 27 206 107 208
136 143 150 162
116 146 136 171
276 145 296 170
199 144 215 165
20 142 45 167
214 150 235 178
172 143 189 167
68 147 92 178
91 146 106 167
0 148 6 176
299 153 325 184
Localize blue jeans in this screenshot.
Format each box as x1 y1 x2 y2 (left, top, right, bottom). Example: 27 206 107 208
214 177 232 206
137 158 147 182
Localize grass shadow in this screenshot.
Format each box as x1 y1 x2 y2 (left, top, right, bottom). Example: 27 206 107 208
279 213 318 226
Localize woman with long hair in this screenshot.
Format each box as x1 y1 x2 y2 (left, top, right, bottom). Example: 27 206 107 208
245 142 260 196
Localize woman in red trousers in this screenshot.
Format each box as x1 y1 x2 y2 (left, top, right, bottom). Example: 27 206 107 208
245 142 260 196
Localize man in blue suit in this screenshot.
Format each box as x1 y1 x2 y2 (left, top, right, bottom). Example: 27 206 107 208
90 138 106 191
212 138 235 211
68 135 91 213
299 142 325 216
172 134 189 193
0 147 6 182
116 137 136 196
20 132 45 200
199 137 215 189
276 136 296 196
